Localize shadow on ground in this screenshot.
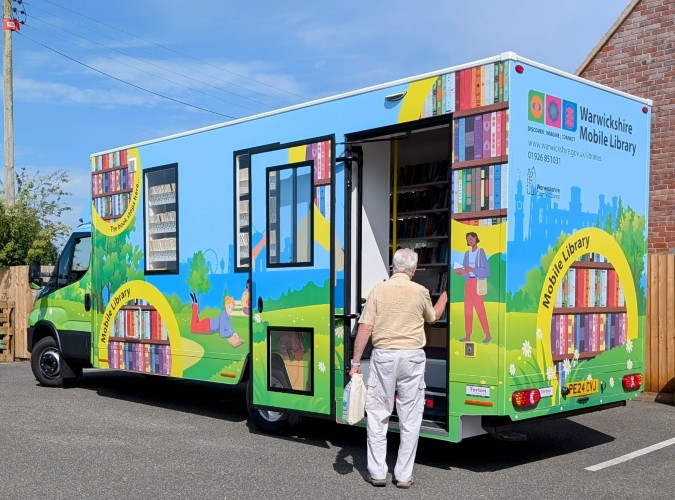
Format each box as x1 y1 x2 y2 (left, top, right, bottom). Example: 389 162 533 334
71 369 616 474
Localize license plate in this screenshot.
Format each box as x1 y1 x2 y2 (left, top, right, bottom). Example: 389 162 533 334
567 379 599 397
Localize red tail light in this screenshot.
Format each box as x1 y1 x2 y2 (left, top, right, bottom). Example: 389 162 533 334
512 388 541 408
622 373 643 391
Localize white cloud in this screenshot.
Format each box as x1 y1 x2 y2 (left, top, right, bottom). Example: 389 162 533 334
15 76 160 107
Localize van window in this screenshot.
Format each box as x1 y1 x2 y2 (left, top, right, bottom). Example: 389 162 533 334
267 163 312 266
55 234 91 288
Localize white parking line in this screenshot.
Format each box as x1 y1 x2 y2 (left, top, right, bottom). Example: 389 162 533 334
585 437 675 471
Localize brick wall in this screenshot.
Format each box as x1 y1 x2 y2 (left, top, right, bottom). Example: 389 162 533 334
579 0 675 253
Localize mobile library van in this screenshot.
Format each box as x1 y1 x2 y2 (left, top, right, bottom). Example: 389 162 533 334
28 52 651 441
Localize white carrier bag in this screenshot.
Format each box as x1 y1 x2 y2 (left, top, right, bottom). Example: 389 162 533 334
342 373 367 425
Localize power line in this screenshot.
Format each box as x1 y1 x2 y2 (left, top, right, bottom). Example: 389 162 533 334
16 31 237 119
24 18 264 115
39 0 308 102
27 6 290 110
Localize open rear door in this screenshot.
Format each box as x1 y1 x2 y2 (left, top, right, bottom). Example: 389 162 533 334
249 136 335 418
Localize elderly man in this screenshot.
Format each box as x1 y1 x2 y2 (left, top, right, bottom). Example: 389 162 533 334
349 248 448 488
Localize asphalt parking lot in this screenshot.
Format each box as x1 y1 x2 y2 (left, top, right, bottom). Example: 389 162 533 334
1 362 673 500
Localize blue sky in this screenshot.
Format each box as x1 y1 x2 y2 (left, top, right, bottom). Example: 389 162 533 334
3 0 631 232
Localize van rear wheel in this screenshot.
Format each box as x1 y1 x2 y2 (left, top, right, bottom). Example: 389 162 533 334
247 366 299 434
31 337 64 387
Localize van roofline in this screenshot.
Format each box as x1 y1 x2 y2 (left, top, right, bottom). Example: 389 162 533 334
91 51 652 157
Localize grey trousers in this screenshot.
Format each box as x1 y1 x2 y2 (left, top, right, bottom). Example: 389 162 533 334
365 348 426 482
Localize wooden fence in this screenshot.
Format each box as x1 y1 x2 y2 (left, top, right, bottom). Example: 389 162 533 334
646 254 675 398
0 300 14 361
0 266 35 361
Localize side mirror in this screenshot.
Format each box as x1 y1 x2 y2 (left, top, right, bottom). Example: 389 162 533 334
28 261 44 288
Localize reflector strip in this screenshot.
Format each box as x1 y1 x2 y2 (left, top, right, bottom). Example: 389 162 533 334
465 399 494 407
220 372 237 378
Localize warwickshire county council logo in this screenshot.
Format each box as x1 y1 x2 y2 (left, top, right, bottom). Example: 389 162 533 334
528 90 577 132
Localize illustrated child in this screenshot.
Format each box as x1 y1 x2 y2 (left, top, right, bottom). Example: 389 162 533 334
454 231 492 343
189 293 237 339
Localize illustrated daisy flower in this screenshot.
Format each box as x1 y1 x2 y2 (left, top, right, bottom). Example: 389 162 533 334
609 377 615 388
573 349 580 361
335 326 344 339
536 328 543 340
254 313 262 324
627 359 633 370
626 339 634 353
563 359 572 375
546 365 556 381
522 340 533 357
318 361 326 373
509 363 516 376
587 374 593 381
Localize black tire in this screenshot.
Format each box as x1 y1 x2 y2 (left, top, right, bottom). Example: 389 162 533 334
31 336 64 387
247 366 300 435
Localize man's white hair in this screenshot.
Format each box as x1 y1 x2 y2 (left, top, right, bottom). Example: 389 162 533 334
392 248 418 276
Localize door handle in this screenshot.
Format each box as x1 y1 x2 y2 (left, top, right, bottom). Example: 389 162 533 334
84 293 91 312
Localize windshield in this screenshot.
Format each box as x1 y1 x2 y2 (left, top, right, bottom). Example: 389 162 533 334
54 233 91 289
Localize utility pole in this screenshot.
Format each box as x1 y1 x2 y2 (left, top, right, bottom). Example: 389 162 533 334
2 0 14 205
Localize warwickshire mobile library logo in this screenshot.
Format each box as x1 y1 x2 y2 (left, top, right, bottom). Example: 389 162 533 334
528 90 577 132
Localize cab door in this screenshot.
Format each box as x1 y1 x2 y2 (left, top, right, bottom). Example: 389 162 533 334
249 136 335 417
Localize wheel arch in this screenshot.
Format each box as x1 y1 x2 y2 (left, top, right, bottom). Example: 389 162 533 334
30 320 62 352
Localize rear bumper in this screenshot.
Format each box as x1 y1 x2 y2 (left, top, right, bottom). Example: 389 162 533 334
482 400 627 433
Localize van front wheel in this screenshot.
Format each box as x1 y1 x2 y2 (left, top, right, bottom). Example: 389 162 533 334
31 337 64 387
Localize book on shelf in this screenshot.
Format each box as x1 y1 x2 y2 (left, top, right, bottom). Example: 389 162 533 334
555 266 625 308
503 61 510 101
495 111 503 156
452 164 508 214
459 217 506 226
459 118 466 162
474 114 483 160
473 66 481 109
396 213 448 240
148 182 176 196
551 312 628 357
446 72 455 114
149 237 176 252
453 111 507 164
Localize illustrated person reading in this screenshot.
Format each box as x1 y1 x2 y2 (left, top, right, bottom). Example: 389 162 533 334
189 293 237 339
349 248 448 489
454 231 492 344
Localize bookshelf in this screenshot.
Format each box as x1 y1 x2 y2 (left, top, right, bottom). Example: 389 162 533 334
393 160 449 268
420 61 510 118
451 102 509 224
107 299 171 375
268 170 278 264
145 165 178 273
92 150 136 220
235 154 250 269
550 256 627 370
392 150 450 334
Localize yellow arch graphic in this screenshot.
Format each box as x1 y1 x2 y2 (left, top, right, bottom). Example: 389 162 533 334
397 77 436 123
451 218 506 257
91 148 142 237
97 280 183 377
536 228 639 402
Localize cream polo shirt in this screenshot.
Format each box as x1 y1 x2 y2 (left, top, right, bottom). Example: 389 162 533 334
359 273 436 350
